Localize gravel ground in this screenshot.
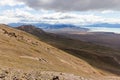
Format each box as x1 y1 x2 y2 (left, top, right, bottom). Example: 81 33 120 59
0 68 119 80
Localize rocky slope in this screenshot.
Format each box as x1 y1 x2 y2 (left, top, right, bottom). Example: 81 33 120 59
0 68 120 80
0 68 93 80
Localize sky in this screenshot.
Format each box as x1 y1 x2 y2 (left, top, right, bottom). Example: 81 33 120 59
0 0 120 25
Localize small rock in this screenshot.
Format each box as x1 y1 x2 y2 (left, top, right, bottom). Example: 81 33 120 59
53 76 59 80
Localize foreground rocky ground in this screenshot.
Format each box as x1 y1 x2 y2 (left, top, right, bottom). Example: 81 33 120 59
0 68 120 80
0 68 91 80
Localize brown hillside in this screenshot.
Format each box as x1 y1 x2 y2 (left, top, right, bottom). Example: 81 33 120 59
17 25 120 76
0 24 102 78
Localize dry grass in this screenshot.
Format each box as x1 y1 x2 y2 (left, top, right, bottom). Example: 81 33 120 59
0 24 103 77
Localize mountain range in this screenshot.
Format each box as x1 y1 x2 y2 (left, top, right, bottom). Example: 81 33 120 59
9 22 120 28
9 23 89 33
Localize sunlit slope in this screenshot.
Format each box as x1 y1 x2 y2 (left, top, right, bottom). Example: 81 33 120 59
0 24 101 76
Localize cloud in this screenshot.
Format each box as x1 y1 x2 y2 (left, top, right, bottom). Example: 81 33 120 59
1 8 120 24
0 1 120 25
0 7 35 23
0 0 23 6
101 10 114 14
18 0 120 11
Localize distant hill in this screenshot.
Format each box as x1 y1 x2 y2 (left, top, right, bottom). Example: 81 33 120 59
9 22 120 29
43 24 89 33
8 23 27 27
86 23 120 28
17 25 120 76
17 25 45 34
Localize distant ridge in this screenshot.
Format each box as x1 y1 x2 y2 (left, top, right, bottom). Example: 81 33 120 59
17 25 45 34
86 23 120 28
9 23 89 33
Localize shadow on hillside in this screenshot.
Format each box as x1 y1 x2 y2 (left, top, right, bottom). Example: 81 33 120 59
59 48 120 75
37 34 120 75
16 27 120 75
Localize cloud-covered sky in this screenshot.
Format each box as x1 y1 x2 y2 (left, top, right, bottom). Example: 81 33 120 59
0 0 120 25
18 0 120 11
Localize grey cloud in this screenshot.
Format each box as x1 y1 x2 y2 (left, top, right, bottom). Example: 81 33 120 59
18 0 120 11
